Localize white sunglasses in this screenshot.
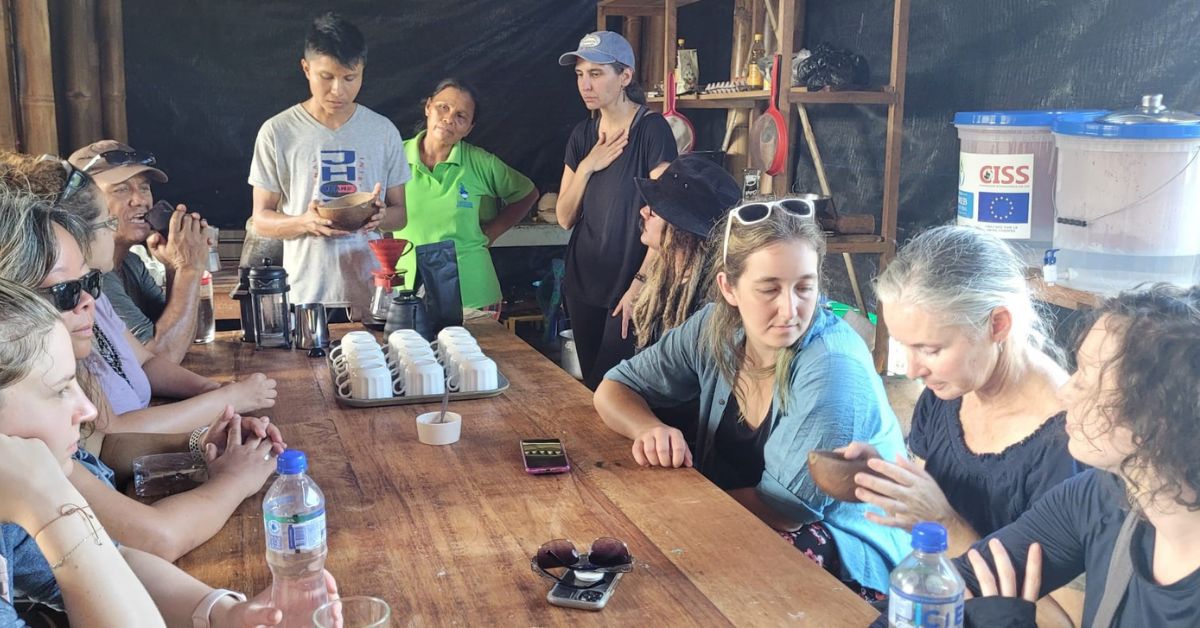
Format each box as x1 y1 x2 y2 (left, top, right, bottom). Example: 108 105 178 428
721 198 817 265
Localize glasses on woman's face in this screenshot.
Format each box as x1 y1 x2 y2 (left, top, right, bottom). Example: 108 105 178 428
530 537 633 589
90 215 120 233
39 269 102 312
721 198 817 265
36 154 93 202
80 149 156 173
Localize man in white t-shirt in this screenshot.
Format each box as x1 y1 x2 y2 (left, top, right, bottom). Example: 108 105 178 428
249 11 410 319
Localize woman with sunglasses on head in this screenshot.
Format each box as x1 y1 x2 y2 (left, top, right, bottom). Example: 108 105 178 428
0 153 278 433
556 31 677 389
0 276 337 626
0 194 281 562
595 206 909 598
935 283 1200 627
842 226 1081 625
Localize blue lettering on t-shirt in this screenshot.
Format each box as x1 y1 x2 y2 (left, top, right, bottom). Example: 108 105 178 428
321 149 357 184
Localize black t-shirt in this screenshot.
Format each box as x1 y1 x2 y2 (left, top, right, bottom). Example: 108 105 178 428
908 389 1081 537
954 470 1200 627
706 394 773 490
563 108 677 308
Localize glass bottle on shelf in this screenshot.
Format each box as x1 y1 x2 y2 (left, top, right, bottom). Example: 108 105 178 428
746 33 765 89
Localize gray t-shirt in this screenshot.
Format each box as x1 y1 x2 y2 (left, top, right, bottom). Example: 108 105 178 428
101 253 166 343
249 103 410 314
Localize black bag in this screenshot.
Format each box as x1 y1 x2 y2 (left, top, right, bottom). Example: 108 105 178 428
412 240 463 335
796 43 869 90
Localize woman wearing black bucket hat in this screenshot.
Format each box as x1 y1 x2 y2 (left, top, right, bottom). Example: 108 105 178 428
555 31 678 389
630 154 741 349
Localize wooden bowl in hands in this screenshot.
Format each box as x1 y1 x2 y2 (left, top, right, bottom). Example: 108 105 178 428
316 192 378 231
807 449 880 503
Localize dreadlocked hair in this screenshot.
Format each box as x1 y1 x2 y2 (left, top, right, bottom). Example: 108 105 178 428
632 225 710 348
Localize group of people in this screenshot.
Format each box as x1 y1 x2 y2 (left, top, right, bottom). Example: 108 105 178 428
0 9 1197 628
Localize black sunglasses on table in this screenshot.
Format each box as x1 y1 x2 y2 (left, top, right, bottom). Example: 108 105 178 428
39 269 102 312
530 537 634 589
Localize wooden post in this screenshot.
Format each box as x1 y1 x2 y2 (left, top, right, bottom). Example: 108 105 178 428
645 15 664 93
663 0 676 98
13 0 58 155
0 2 20 150
62 0 104 149
97 0 126 141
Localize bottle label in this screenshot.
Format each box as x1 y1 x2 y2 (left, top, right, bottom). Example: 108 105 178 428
265 509 326 552
887 589 964 628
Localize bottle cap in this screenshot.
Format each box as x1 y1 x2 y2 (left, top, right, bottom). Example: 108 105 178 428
911 521 948 553
277 449 307 474
1043 248 1060 265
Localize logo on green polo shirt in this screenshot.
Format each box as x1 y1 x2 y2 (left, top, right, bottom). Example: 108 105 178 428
457 183 473 209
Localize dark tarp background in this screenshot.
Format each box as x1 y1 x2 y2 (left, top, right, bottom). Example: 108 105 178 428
122 0 1200 308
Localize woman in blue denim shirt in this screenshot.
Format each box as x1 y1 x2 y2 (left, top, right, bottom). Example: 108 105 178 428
595 206 909 597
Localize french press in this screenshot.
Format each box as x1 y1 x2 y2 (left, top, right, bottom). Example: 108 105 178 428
248 258 292 349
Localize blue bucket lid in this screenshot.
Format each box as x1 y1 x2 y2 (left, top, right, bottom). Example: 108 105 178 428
1054 111 1200 139
954 110 1105 127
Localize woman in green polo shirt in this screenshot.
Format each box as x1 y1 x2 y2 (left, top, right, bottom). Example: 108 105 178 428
392 78 539 308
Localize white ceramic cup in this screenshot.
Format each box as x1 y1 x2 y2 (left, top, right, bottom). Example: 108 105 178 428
342 330 377 344
447 356 499 392
440 341 482 368
338 363 396 400
415 411 462 446
331 335 383 366
446 349 486 381
387 331 431 357
390 338 435 363
401 359 445 397
433 334 478 363
437 326 473 343
334 354 390 387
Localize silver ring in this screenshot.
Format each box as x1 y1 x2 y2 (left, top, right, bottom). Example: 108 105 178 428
264 454 271 461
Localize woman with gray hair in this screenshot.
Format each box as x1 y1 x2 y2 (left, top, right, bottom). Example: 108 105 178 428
843 225 1080 624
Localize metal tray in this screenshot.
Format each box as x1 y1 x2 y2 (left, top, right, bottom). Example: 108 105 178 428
327 340 509 408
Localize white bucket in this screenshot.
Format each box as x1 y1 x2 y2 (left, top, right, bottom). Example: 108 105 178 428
1052 112 1200 294
559 330 582 380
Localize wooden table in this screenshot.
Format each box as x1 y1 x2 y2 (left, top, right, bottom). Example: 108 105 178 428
178 320 877 626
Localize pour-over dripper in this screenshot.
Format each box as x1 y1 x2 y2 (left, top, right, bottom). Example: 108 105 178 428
368 237 413 273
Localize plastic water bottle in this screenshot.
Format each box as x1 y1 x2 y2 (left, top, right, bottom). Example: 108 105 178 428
888 521 965 628
264 450 328 627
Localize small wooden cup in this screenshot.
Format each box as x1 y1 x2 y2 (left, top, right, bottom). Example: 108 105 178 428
807 449 880 503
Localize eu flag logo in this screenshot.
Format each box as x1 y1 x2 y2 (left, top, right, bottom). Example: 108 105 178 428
978 192 1029 224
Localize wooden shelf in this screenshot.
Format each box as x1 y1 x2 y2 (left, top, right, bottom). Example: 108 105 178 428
647 90 771 109
826 236 893 255
598 0 701 15
1029 276 1102 311
789 87 897 105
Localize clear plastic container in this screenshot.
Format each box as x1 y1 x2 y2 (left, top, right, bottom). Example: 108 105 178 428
1052 107 1200 294
888 521 964 628
264 450 328 627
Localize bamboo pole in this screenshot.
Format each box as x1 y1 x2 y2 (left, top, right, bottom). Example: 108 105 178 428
62 0 104 149
0 2 20 150
97 0 126 141
13 0 58 155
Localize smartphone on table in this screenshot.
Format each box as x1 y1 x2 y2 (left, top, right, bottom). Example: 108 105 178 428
521 439 570 475
547 570 622 610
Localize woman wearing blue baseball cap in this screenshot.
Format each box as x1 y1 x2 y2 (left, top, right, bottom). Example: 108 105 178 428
555 30 678 390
